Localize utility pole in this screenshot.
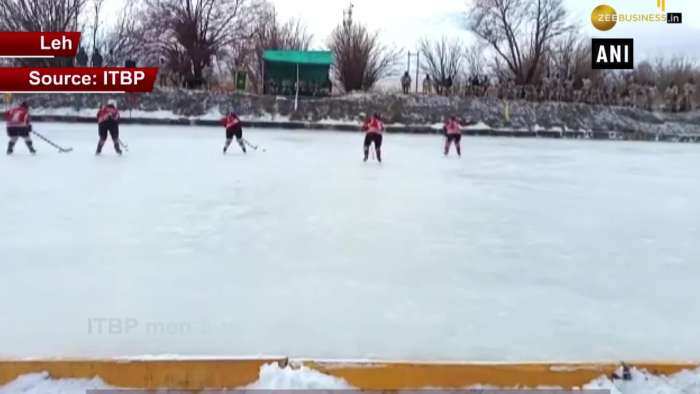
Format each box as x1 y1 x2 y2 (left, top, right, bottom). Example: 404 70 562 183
407 51 421 94
415 52 420 94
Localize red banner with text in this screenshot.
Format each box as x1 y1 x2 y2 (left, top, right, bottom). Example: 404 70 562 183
0 68 159 93
0 32 81 58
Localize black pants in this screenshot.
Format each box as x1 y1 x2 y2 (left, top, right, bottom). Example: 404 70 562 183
224 125 246 153
7 126 31 137
445 133 461 155
98 121 119 141
363 133 383 161
364 133 383 149
446 134 461 144
6 126 35 154
226 125 243 140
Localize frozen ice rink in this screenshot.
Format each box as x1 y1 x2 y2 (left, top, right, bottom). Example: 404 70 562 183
1 122 699 361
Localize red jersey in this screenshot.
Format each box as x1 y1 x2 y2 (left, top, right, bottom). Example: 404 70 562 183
6 106 30 128
223 113 240 129
97 106 120 124
445 119 461 135
363 117 384 134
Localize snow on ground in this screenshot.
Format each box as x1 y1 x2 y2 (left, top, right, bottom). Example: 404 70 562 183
3 365 700 393
584 367 700 394
465 121 492 130
245 362 354 389
29 106 293 123
1 123 700 361
0 372 112 394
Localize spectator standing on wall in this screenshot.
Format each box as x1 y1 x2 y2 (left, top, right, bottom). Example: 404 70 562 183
401 72 412 94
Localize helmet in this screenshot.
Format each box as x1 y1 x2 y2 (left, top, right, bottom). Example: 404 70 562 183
20 101 29 108
107 99 118 107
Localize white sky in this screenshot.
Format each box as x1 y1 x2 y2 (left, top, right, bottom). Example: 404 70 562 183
102 0 700 61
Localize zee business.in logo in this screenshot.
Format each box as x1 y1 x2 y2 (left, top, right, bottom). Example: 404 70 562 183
591 0 682 31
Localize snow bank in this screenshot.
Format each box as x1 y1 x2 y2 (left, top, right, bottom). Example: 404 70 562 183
30 105 294 123
0 363 351 393
0 372 112 394
3 365 700 393
464 121 492 130
584 367 700 394
15 89 700 137
245 362 354 389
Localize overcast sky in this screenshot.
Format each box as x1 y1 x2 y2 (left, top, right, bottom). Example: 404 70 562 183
103 0 700 61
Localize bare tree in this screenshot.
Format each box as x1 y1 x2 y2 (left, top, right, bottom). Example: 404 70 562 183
468 0 571 84
89 0 104 57
548 30 593 82
464 44 486 79
0 0 86 66
101 2 142 67
135 0 250 89
419 37 464 95
654 57 697 90
329 6 400 92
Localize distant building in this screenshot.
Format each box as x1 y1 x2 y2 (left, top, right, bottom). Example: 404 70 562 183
263 50 333 97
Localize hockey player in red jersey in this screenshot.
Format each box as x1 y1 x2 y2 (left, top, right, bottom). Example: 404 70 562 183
96 99 122 155
362 113 385 162
5 101 36 155
222 111 246 154
443 116 462 157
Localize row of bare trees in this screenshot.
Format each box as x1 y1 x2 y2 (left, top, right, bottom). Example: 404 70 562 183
0 0 401 93
1 0 698 100
0 0 85 67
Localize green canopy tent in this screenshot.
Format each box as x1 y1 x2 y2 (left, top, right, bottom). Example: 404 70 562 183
262 50 333 108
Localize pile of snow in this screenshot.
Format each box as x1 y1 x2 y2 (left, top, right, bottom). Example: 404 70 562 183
30 106 97 117
245 362 354 389
3 365 700 393
584 366 700 394
464 121 492 130
0 372 112 394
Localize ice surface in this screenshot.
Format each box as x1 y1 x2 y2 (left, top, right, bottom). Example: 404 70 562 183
1 123 700 360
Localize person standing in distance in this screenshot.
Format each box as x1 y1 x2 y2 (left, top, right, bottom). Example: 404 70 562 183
96 99 122 155
222 111 246 154
5 101 36 155
362 113 384 163
443 116 462 157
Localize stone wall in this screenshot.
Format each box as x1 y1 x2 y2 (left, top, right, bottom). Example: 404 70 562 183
12 89 700 137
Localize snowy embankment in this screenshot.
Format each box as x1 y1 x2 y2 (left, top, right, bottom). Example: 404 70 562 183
2 364 699 394
27 106 697 141
11 90 700 139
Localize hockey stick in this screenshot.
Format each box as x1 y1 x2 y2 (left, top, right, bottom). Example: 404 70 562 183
243 138 266 152
31 130 73 153
118 139 129 152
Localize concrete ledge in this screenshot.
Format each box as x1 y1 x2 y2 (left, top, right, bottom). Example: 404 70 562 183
27 115 700 142
304 360 699 389
0 359 697 389
0 358 286 389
